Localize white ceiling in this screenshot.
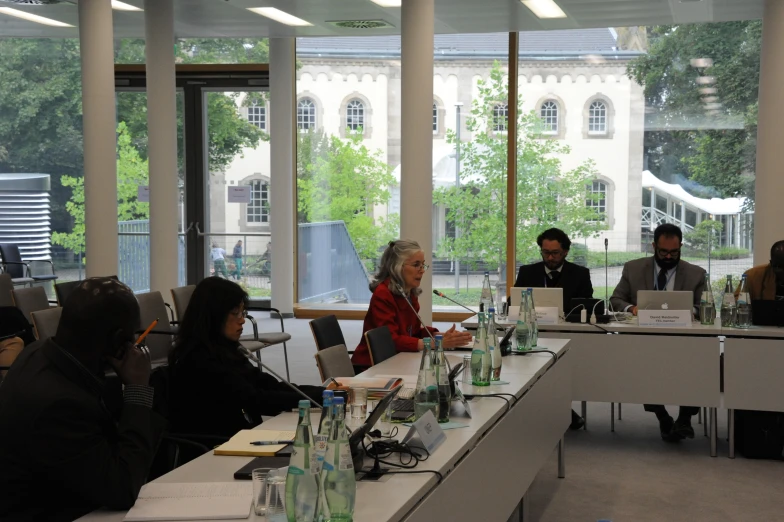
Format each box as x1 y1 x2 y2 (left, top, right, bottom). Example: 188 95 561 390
0 0 765 39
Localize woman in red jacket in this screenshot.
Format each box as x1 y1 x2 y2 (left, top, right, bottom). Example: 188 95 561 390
352 239 472 372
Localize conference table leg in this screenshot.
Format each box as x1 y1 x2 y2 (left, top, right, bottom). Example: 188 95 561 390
703 407 708 436
729 409 735 459
710 408 718 457
698 408 702 425
581 401 587 430
558 437 566 478
618 402 622 420
610 403 615 432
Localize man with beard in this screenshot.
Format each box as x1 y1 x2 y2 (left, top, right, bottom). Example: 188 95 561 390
734 240 784 301
611 223 706 441
515 227 592 430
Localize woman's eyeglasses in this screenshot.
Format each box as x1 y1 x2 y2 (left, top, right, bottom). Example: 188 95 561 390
405 262 430 272
229 308 246 319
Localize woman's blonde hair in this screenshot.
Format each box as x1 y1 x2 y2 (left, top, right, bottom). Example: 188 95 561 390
370 239 423 296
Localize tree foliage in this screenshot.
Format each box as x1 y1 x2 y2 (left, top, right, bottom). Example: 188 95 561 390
683 219 723 255
627 22 760 206
297 132 398 261
433 63 604 271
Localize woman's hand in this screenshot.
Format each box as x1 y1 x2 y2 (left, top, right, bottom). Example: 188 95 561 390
440 324 473 350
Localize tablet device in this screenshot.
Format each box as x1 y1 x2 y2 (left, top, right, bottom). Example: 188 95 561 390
233 452 293 480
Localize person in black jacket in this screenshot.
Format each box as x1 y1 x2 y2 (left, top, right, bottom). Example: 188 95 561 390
168 277 324 438
0 277 165 521
514 228 593 430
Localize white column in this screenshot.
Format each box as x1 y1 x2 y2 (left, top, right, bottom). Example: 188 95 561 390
401 0 434 324
269 39 296 317
754 0 784 265
144 0 179 294
79 0 118 278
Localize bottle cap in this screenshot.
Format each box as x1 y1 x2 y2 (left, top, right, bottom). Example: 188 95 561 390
435 334 443 340
298 400 310 408
322 390 334 398
333 397 345 405
488 307 495 312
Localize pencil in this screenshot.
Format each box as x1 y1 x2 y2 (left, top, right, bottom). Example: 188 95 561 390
135 318 159 347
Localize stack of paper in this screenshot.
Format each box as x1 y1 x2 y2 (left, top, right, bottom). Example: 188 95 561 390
123 482 252 521
213 429 296 457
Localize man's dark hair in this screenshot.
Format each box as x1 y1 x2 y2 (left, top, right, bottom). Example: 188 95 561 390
169 277 249 366
56 277 140 351
770 240 784 259
537 228 571 251
653 223 683 244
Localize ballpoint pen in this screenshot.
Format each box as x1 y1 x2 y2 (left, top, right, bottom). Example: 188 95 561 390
250 440 294 446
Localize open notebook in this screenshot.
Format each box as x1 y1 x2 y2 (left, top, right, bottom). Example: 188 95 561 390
213 429 296 457
123 482 252 521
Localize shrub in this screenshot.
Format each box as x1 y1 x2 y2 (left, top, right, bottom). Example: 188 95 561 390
712 247 750 260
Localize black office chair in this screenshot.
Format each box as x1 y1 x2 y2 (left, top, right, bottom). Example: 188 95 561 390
309 315 347 352
54 280 82 306
0 244 57 286
364 326 397 366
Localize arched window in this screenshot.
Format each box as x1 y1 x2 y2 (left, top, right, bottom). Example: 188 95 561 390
247 104 266 130
586 180 607 221
433 102 439 133
297 98 316 131
346 99 365 131
492 104 508 132
247 180 269 223
540 100 559 134
588 100 607 134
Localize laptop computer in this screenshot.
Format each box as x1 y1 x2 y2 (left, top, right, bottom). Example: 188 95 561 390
637 290 693 312
752 300 784 327
510 287 563 318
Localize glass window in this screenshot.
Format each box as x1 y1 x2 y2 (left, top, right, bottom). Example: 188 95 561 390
247 180 269 223
540 101 559 134
346 99 365 131
493 104 508 132
247 105 266 130
433 102 439 133
586 180 607 221
588 100 607 134
297 98 316 131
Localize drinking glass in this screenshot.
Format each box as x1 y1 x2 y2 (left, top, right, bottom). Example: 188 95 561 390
349 387 368 419
374 398 394 436
265 469 288 522
252 467 274 515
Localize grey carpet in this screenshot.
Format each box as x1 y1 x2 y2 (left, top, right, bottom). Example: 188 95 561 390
252 317 784 522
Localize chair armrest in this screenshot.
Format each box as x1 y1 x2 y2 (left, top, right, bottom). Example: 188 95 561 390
246 305 286 334
164 302 176 323
29 259 56 276
1 261 30 277
245 314 260 341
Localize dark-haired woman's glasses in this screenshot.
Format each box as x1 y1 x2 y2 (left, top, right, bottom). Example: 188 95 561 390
404 262 429 272
229 308 246 320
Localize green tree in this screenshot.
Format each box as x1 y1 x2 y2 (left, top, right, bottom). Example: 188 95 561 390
52 123 149 253
627 22 760 206
297 133 398 261
683 219 723 255
434 63 605 272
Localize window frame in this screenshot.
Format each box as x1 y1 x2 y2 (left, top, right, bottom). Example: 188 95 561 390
582 94 615 139
296 97 317 133
246 179 270 225
247 104 266 131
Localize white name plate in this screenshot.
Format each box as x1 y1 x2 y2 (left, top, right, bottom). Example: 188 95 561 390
638 310 692 328
401 410 446 454
536 307 559 325
507 306 520 322
227 185 251 203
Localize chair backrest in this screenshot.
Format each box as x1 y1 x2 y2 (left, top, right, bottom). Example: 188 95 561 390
314 344 355 381
309 315 346 352
135 291 173 364
55 280 82 306
11 286 50 324
30 306 63 341
170 285 196 321
0 273 13 307
364 326 397 366
0 244 24 279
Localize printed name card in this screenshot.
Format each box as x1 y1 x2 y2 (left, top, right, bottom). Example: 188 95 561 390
536 307 559 324
227 186 251 203
638 310 692 328
137 185 150 202
401 410 446 454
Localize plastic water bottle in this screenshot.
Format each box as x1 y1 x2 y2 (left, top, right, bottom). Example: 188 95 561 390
286 400 319 522
515 292 531 351
488 307 502 381
433 335 452 423
471 312 492 386
480 271 493 312
527 288 538 347
414 338 439 420
318 398 355 522
314 390 334 473
736 274 752 329
699 273 716 325
720 275 736 327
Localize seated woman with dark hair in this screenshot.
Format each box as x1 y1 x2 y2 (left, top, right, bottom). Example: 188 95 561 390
168 277 324 438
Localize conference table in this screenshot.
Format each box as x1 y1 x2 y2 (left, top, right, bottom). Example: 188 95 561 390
81 337 573 522
464 315 784 458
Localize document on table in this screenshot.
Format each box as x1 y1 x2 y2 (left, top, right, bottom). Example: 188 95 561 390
214 429 296 457
123 482 253 521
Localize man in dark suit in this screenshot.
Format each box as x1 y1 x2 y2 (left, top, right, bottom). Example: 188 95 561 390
0 278 166 521
610 223 706 442
515 228 592 430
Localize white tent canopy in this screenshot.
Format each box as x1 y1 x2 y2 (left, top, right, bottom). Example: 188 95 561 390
641 170 749 216
390 145 486 189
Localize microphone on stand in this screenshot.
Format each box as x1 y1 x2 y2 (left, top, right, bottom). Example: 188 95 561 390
238 345 322 409
433 289 477 317
396 284 451 372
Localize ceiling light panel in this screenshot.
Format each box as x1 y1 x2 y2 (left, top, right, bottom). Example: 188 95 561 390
112 1 143 12
0 7 72 27
247 7 312 26
521 0 567 19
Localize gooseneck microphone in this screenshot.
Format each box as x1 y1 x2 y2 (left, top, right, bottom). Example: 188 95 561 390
604 238 609 311
396 284 452 372
238 346 322 409
433 289 477 316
